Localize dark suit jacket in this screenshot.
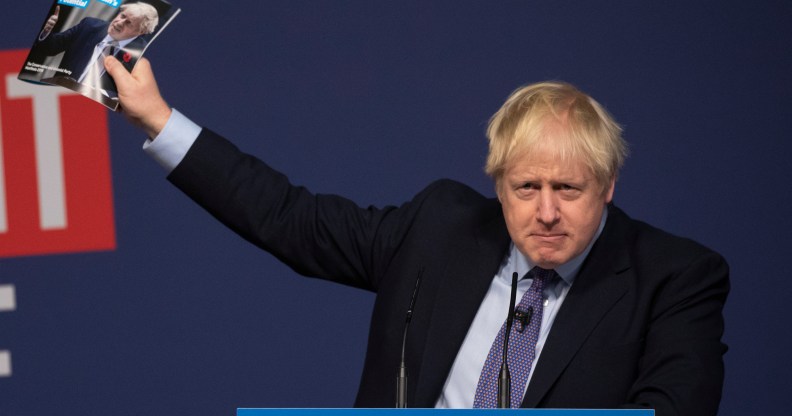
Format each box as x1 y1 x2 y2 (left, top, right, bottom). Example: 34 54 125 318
168 128 729 416
35 17 146 92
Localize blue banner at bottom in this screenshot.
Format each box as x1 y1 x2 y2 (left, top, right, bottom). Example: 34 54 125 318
238 409 654 416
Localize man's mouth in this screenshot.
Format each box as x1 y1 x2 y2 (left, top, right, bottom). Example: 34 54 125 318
531 233 566 243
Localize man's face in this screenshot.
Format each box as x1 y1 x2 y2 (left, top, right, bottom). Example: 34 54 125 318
107 11 145 41
497 145 614 269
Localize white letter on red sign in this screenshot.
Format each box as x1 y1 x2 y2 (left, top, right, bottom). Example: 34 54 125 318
3 75 77 231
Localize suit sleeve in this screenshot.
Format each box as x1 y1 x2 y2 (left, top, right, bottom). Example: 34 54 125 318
166 128 430 291
626 250 730 416
35 19 87 56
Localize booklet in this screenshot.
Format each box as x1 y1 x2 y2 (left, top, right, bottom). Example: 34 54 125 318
18 0 180 111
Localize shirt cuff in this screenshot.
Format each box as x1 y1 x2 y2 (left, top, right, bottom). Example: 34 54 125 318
142 108 201 173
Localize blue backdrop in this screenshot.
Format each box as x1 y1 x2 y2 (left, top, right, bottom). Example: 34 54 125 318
1 1 790 415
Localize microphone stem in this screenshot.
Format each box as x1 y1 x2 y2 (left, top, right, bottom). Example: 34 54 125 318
498 271 519 408
396 268 423 408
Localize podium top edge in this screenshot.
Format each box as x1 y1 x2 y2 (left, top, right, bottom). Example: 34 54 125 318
237 409 654 416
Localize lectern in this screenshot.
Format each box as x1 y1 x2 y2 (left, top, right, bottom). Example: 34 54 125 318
238 409 654 416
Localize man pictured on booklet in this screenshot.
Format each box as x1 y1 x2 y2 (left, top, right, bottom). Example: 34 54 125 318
103 55 729 416
34 2 159 95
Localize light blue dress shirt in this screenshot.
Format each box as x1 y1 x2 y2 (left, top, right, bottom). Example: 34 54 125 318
142 108 201 172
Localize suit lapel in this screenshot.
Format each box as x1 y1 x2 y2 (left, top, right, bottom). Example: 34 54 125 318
412 211 511 406
521 205 632 408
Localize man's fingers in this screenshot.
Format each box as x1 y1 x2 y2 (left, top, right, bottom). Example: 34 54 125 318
107 57 155 82
105 56 159 97
104 56 133 88
103 57 170 137
129 57 154 80
47 6 60 26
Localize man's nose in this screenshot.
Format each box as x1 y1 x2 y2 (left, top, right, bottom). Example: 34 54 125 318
536 189 560 225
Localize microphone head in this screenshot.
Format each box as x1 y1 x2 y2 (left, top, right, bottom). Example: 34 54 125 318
514 306 534 333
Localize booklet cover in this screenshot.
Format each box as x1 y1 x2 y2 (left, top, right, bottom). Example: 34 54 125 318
18 0 180 111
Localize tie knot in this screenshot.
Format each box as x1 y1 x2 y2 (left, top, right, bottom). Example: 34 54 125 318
528 267 554 291
102 40 119 52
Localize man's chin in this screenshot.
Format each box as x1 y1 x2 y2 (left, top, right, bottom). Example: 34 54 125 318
524 248 567 270
107 30 130 41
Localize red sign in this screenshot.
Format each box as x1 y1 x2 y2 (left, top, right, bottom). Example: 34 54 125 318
0 49 115 258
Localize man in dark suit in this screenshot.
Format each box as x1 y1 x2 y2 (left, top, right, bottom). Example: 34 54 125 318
105 58 729 416
33 2 159 94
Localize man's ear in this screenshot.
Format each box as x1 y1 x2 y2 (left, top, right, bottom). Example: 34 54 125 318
604 176 616 203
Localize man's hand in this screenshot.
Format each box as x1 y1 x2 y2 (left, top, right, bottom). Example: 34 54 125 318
39 6 59 40
44 6 60 32
105 56 172 139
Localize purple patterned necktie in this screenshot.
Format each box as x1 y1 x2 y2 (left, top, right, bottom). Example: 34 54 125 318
472 266 554 408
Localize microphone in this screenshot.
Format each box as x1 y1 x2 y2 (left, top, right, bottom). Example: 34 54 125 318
396 268 423 408
514 307 534 333
498 271 519 408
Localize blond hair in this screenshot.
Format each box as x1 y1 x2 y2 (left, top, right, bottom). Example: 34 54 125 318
485 81 628 191
121 2 159 34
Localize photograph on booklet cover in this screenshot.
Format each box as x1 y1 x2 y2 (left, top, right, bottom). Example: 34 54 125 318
17 0 179 110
